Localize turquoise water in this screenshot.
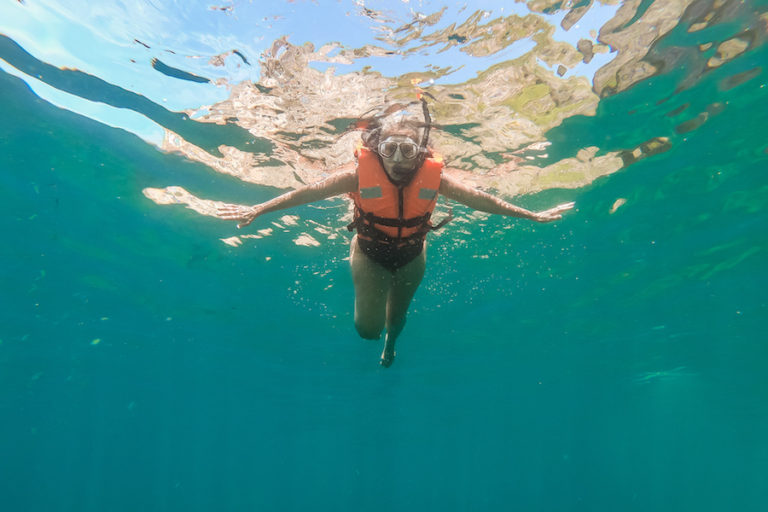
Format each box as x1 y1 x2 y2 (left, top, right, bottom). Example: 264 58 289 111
2 2 768 511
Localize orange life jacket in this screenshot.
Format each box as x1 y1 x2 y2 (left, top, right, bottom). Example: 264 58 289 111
348 147 444 245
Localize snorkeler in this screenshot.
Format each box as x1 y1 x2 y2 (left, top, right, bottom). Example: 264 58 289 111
218 100 574 367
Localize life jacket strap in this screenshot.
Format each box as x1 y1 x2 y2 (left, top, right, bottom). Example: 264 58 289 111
362 211 431 229
430 208 453 231
347 205 429 229
347 205 453 247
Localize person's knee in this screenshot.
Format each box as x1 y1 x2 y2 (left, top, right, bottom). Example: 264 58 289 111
355 318 383 340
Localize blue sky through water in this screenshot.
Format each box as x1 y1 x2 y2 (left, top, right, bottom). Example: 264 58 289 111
1 0 618 147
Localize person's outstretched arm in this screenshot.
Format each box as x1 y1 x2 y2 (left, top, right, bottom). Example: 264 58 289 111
439 171 574 222
218 166 357 228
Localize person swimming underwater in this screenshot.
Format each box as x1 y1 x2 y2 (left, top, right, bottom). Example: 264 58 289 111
218 100 574 367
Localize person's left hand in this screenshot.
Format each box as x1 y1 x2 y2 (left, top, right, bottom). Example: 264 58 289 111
216 203 263 228
532 202 575 222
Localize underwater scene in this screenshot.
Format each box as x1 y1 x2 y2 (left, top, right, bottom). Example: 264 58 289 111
1 0 767 510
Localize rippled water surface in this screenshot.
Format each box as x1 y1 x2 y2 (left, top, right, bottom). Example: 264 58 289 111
1 1 767 511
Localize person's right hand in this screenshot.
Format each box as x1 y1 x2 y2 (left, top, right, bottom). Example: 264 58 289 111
532 202 575 223
216 204 263 229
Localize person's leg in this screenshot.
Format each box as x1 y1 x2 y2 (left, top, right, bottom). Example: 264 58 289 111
349 236 391 340
381 247 426 367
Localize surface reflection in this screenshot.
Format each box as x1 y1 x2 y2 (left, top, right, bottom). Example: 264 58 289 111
1 0 765 237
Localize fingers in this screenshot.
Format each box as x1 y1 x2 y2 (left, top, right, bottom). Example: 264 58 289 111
216 204 251 221
546 202 576 216
217 203 261 229
237 217 254 229
534 202 575 222
216 205 239 218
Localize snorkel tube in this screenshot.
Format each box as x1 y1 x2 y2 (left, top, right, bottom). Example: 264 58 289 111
417 96 432 168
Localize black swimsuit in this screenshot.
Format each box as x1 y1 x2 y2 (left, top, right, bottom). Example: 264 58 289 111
357 236 424 272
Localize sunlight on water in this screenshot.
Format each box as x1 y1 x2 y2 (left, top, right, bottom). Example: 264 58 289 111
3 2 763 201
6 0 762 250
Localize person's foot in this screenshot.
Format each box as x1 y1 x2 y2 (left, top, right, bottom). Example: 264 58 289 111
380 346 395 367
